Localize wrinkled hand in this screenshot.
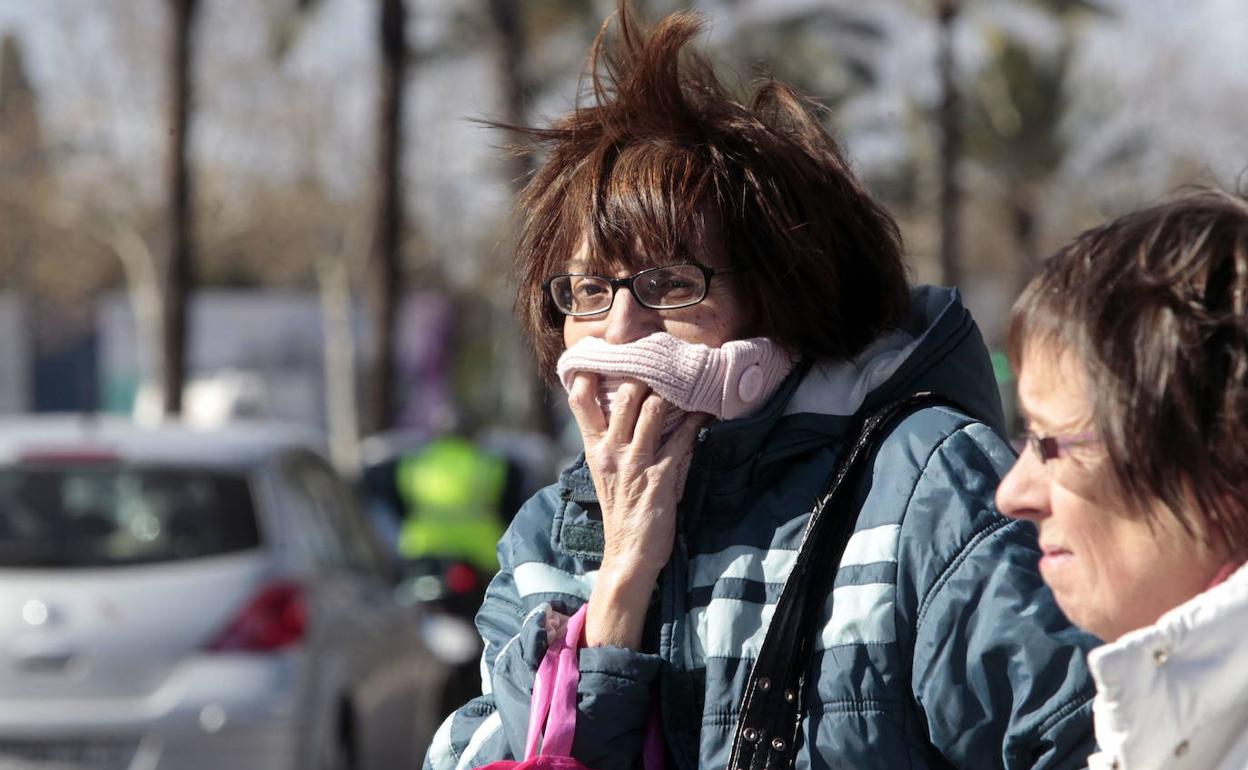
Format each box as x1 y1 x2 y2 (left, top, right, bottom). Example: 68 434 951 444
566 372 708 648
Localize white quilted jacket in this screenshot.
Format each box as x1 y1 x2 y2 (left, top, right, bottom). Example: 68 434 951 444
1087 562 1248 770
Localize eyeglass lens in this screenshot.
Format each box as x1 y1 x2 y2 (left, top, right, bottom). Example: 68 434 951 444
1032 435 1060 462
551 264 707 315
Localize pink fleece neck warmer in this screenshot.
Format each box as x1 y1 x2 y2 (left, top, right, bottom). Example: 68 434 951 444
556 332 797 434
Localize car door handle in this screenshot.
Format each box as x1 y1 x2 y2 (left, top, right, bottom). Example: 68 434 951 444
13 651 78 673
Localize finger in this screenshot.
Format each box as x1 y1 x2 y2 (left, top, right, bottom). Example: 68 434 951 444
566 371 607 442
631 393 670 458
604 379 649 447
658 411 712 464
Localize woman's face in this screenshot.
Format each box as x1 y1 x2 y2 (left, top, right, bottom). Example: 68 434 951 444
995 344 1225 642
561 230 752 352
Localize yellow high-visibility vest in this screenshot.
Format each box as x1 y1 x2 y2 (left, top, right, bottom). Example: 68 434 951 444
396 435 506 572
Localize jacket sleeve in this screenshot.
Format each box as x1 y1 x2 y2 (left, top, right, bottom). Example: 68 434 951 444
896 420 1099 770
424 487 663 770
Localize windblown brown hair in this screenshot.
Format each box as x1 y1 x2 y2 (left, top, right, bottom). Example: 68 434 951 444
1008 189 1248 553
506 5 909 380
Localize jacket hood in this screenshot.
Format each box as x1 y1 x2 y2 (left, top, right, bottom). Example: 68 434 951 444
785 285 1004 426
696 284 1005 474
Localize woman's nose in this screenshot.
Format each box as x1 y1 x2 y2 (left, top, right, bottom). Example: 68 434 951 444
995 447 1050 522
602 286 660 345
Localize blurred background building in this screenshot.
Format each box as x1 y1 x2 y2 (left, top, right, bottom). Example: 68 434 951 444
0 0 1245 453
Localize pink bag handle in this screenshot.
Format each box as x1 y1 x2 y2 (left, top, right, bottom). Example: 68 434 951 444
524 604 665 770
539 604 587 756
523 605 587 758
523 626 563 759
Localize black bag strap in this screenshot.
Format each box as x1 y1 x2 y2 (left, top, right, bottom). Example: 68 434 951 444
726 392 964 770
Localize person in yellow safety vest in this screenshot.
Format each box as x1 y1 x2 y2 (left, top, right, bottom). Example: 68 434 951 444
395 435 508 574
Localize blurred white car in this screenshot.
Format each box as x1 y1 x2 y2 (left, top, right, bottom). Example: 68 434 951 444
0 416 435 770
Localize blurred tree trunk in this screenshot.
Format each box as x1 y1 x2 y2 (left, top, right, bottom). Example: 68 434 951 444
366 0 406 433
0 34 38 302
963 5 1099 302
0 34 39 412
162 0 198 416
485 0 532 186
319 251 360 474
935 0 962 289
484 0 558 437
1009 183 1040 297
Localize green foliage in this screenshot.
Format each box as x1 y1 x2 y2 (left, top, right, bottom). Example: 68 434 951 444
966 30 1068 184
722 7 885 108
965 0 1113 186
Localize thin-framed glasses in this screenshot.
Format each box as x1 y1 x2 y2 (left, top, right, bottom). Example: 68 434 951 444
544 262 744 317
1023 431 1100 462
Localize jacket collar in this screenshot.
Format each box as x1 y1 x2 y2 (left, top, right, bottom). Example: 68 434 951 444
557 284 1005 507
783 285 1004 433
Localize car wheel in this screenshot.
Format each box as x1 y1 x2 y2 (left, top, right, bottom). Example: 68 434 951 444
318 703 355 770
441 659 483 716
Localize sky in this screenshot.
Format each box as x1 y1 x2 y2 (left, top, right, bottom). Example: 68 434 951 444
1 0 1246 285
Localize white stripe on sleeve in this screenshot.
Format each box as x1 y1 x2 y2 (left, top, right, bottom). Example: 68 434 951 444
514 562 597 600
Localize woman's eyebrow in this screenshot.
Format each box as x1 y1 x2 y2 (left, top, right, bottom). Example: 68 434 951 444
1016 403 1057 432
1020 404 1089 435
1018 402 1044 424
1015 398 1056 433
563 257 605 274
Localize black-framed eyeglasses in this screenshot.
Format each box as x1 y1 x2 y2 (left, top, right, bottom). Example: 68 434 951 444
1022 431 1100 463
543 262 744 317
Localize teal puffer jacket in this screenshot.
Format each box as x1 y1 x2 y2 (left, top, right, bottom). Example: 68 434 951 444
426 286 1097 770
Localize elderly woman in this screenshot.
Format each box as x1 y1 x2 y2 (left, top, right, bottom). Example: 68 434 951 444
996 190 1248 770
426 7 1096 770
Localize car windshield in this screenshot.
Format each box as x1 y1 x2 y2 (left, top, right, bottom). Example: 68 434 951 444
0 465 260 567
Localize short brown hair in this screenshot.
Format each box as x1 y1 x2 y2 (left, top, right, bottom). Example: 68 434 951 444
1008 189 1248 552
507 6 909 380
